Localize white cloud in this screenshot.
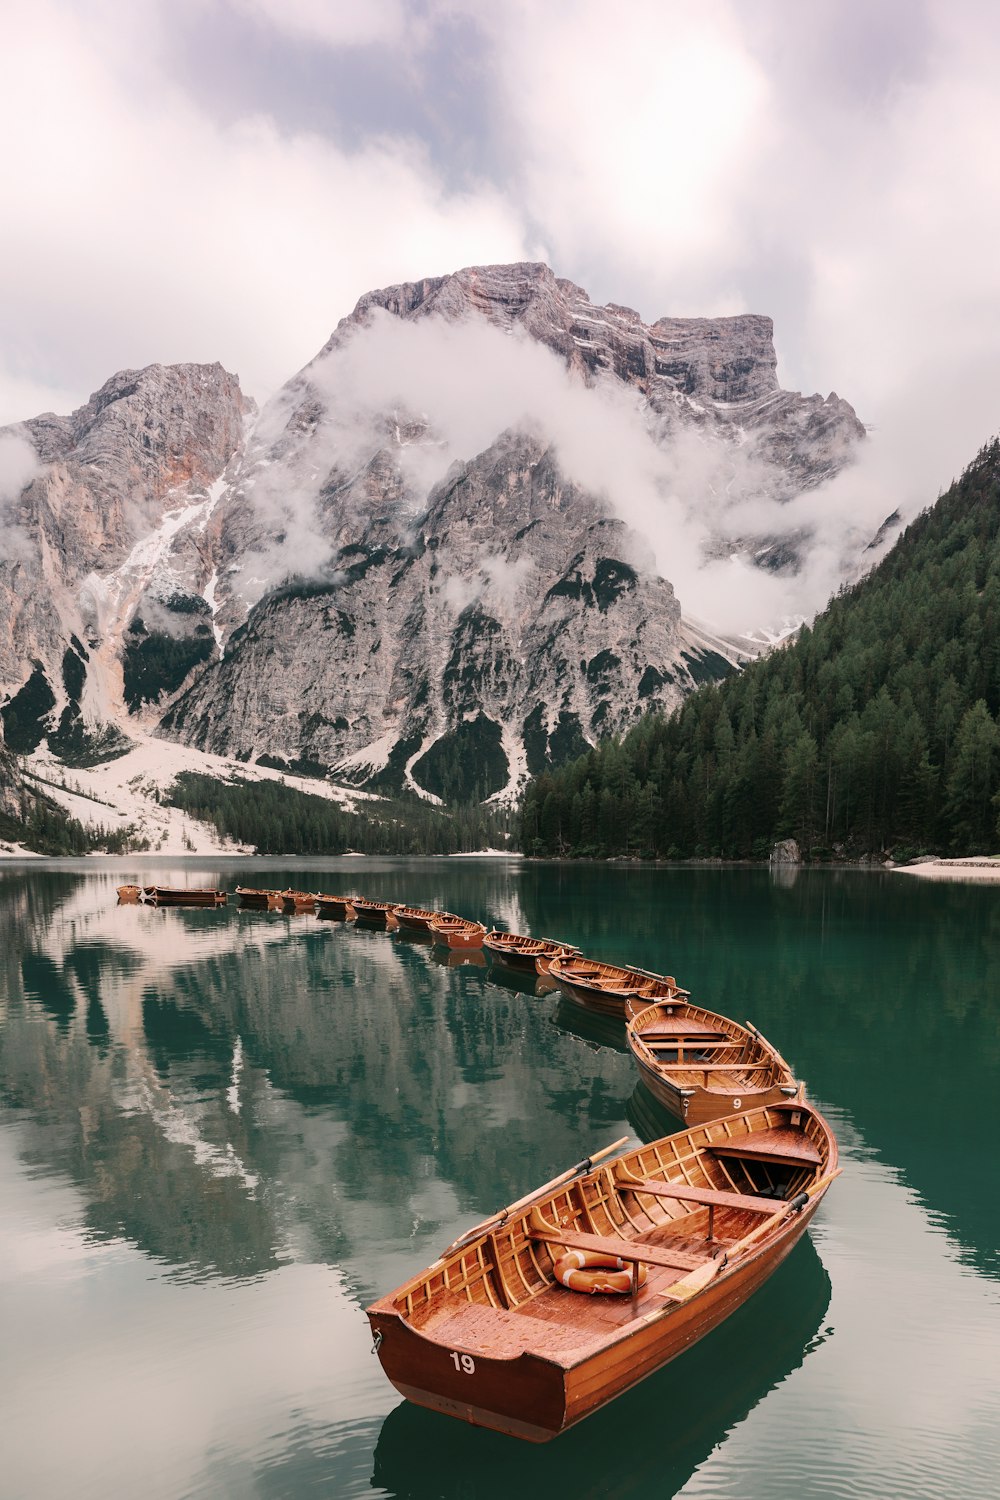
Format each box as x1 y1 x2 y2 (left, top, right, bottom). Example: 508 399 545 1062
242 310 887 634
0 0 530 425
232 0 409 49
4 0 1000 636
477 0 768 315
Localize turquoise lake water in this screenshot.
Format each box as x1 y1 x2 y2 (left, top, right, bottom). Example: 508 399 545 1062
1 859 998 1498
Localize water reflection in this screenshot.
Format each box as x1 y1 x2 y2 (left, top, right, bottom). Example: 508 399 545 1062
4 860 1000 1498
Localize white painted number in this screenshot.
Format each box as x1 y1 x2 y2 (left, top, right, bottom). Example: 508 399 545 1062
450 1351 476 1374
732 1098 741 1110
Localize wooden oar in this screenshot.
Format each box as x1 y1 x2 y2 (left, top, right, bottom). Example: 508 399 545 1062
439 1137 629 1258
745 1020 795 1080
661 1166 842 1303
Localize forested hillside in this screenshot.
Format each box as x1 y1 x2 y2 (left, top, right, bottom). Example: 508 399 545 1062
521 439 1000 860
167 774 510 855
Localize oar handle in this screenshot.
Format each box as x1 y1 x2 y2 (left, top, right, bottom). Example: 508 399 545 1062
439 1136 629 1257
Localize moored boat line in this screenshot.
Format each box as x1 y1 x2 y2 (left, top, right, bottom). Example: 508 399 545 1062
112 872 834 1440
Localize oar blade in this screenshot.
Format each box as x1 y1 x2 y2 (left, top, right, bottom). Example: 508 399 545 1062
660 1255 723 1303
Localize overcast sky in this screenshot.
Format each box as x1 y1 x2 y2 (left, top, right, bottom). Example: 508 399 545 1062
3 0 999 512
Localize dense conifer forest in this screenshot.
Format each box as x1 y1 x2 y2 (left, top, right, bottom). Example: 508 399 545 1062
166 773 511 855
520 439 1000 861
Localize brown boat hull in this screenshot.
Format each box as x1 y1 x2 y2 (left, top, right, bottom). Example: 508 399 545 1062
315 896 356 919
352 903 398 929
368 1197 820 1441
431 925 486 950
483 942 540 972
634 1054 797 1126
393 908 445 932
280 891 315 912
235 888 278 908
150 888 227 906
554 977 631 1019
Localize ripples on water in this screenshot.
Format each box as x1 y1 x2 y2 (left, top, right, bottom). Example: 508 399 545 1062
1 860 999 1498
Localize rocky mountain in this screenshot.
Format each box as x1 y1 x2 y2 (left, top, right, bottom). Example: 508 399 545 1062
0 362 253 761
0 262 866 809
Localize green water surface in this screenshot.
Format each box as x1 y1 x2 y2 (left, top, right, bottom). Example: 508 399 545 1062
1 859 998 1499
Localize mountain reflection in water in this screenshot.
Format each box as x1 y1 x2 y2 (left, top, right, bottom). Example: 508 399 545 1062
3 859 1000 1499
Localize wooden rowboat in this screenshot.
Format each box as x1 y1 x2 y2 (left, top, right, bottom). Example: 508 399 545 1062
314 894 357 919
116 884 142 903
350 898 399 929
548 954 688 1019
428 915 487 950
626 999 799 1126
235 886 281 908
482 931 580 974
393 905 451 932
280 889 315 912
367 1098 839 1442
146 886 227 906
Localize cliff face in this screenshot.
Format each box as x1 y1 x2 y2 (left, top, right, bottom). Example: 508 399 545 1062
0 363 254 758
0 263 866 803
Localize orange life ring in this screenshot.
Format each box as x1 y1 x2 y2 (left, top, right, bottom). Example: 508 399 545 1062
552 1249 648 1296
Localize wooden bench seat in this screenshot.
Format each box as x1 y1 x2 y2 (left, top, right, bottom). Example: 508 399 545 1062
614 1176 785 1214
637 1019 730 1039
649 1062 758 1075
708 1127 822 1167
528 1215 704 1271
642 1042 735 1053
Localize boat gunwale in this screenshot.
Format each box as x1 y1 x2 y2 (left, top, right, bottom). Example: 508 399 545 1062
626 999 797 1096
369 1098 838 1376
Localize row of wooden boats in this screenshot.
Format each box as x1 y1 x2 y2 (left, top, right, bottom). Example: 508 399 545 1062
117 877 837 1437
345 901 838 1439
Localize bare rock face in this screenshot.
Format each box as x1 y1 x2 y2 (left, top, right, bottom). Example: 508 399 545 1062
0 264 866 804
0 363 253 758
162 264 863 800
0 738 24 822
162 429 710 798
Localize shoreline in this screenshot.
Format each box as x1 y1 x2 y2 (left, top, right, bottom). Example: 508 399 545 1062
890 857 1000 881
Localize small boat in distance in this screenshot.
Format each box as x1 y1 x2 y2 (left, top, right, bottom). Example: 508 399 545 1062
280 889 316 912
235 886 281 908
428 915 487 950
393 905 451 932
351 898 399 929
627 999 799 1125
144 887 227 906
548 955 688 1019
314 894 357 919
483 931 580 974
366 1098 839 1442
116 884 142 903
